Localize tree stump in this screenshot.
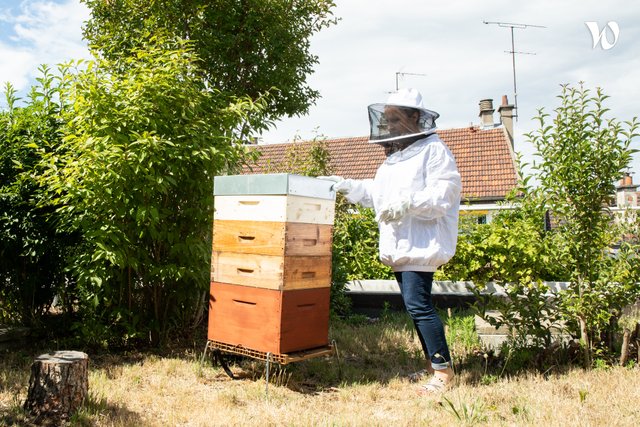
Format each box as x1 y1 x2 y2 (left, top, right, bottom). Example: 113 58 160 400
23 351 89 423
620 327 632 366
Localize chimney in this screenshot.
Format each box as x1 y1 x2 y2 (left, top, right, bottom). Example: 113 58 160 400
478 99 495 129
498 95 515 147
616 172 638 208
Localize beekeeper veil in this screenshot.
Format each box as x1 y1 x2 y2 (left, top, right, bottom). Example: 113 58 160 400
368 88 439 144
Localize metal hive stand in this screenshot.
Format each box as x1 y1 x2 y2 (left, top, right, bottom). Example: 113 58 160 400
201 340 338 392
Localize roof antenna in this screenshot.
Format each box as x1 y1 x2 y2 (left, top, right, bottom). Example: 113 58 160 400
394 71 427 92
483 21 546 121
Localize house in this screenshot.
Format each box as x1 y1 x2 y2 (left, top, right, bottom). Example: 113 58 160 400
615 172 639 209
613 173 640 236
243 96 520 222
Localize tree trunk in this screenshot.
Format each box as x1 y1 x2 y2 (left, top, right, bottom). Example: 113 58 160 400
620 328 631 366
23 351 89 423
579 316 592 368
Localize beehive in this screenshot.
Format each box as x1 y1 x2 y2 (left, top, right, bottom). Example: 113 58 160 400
208 174 335 354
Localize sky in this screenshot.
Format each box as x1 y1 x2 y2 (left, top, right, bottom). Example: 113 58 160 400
1 0 639 177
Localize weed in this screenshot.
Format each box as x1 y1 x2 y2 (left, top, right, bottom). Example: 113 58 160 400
511 403 530 421
480 374 499 385
265 365 292 388
445 311 481 354
440 394 487 425
380 301 393 322
579 389 588 403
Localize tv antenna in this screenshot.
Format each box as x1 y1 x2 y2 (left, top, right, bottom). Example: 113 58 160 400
395 71 427 91
483 21 546 121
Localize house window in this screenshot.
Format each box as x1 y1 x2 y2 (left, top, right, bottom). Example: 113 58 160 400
477 215 487 225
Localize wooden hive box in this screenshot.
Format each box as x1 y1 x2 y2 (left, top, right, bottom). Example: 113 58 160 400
207 281 330 354
212 220 333 257
210 252 332 290
213 194 335 224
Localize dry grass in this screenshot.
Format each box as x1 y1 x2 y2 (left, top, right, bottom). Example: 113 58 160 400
1 313 639 426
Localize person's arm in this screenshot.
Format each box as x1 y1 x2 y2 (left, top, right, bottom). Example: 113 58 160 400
343 178 375 208
317 176 375 208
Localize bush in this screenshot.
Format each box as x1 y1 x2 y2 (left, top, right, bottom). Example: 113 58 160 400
39 41 265 346
0 67 76 325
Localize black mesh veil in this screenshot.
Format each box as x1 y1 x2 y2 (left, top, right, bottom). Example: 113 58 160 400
368 103 439 144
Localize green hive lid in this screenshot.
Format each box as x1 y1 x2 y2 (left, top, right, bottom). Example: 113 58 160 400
213 173 336 200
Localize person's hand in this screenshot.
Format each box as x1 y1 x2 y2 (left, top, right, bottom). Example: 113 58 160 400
317 175 352 194
378 197 411 222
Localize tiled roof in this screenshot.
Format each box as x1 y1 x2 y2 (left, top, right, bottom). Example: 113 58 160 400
242 126 519 202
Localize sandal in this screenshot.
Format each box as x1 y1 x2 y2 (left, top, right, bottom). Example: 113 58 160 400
417 375 450 395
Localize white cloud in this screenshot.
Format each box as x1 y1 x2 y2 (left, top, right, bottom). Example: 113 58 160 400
0 43 33 90
0 0 90 95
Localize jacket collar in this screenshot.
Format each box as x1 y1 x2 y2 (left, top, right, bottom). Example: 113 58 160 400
384 132 438 165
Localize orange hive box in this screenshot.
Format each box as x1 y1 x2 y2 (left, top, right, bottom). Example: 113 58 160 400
207 281 330 354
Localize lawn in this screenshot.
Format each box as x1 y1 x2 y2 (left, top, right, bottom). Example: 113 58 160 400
1 311 639 426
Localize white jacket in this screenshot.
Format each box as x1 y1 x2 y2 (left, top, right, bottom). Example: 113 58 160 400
343 134 461 272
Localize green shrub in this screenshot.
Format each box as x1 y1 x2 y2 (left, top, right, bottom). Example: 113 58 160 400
39 41 265 346
0 67 76 325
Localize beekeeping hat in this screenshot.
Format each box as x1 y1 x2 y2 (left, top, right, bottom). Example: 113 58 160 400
367 88 439 144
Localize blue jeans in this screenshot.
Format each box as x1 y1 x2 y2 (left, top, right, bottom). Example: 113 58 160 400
395 271 451 370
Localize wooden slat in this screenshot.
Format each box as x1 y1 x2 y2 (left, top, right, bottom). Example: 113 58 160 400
211 252 332 290
283 256 332 289
213 220 285 256
212 220 332 257
286 196 335 224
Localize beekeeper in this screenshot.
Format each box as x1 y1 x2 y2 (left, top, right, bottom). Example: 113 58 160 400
321 88 461 394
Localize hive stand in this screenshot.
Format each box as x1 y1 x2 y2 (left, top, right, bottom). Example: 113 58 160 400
201 340 341 394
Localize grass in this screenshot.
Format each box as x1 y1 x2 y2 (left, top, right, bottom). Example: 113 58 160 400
1 311 639 426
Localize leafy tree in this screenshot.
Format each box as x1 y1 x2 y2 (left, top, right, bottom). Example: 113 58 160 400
526 83 639 366
439 85 639 364
263 133 332 177
0 67 76 325
40 40 265 346
81 0 337 120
